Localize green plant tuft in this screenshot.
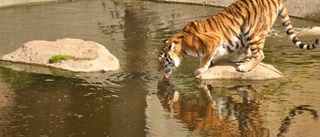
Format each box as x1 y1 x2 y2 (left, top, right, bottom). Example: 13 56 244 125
83 57 93 60
49 55 76 63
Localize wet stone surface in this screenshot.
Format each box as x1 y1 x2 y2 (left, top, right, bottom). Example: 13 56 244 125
198 58 283 80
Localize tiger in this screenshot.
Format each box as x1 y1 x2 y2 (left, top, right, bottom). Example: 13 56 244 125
158 0 319 79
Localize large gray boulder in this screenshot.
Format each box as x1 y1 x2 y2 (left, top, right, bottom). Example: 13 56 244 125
198 59 283 80
1 38 119 72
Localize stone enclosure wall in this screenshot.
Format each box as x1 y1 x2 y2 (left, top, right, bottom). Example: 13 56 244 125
159 0 320 22
0 0 58 7
0 0 319 21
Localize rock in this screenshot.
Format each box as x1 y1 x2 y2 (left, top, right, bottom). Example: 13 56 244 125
296 27 320 36
0 38 119 72
198 58 283 80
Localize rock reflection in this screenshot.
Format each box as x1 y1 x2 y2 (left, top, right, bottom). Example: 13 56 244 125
0 66 128 136
157 80 269 136
0 73 15 135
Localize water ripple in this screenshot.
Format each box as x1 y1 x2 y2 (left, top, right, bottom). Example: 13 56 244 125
140 73 161 82
77 72 132 93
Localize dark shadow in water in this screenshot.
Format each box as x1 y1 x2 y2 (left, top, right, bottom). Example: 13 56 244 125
0 68 116 136
97 0 158 136
157 80 318 136
0 64 144 136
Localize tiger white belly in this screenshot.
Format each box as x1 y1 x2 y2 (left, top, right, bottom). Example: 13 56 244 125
211 45 230 61
185 49 204 57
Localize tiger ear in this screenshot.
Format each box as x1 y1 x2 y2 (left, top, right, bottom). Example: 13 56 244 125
163 39 169 44
168 43 175 54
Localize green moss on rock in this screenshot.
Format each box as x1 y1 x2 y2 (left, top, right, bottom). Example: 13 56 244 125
49 55 75 63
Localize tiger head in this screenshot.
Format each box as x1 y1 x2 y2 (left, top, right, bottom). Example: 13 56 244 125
158 50 174 79
158 22 218 79
158 33 187 79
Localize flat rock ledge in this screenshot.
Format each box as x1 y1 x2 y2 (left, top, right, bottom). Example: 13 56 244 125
0 38 119 72
198 59 283 80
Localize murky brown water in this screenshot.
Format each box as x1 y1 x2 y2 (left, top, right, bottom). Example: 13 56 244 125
0 0 319 136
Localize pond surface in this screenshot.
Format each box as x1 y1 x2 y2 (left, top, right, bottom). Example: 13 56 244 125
0 0 319 136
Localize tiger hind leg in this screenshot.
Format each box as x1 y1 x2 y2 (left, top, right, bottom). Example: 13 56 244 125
237 44 265 72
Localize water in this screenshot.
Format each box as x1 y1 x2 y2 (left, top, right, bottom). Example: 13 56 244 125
0 0 319 136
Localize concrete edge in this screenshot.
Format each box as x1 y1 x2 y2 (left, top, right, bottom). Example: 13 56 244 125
155 0 320 22
0 0 61 8
1 0 319 21
0 0 89 9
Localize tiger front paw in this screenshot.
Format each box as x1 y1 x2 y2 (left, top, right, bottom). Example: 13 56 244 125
236 64 250 72
194 68 207 76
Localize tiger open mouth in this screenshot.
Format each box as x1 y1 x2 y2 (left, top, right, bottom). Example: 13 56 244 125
163 72 170 79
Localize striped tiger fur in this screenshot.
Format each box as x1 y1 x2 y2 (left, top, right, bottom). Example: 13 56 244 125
158 0 319 79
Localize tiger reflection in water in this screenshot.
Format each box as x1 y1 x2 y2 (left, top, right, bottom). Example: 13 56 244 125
157 81 318 137
157 81 267 136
